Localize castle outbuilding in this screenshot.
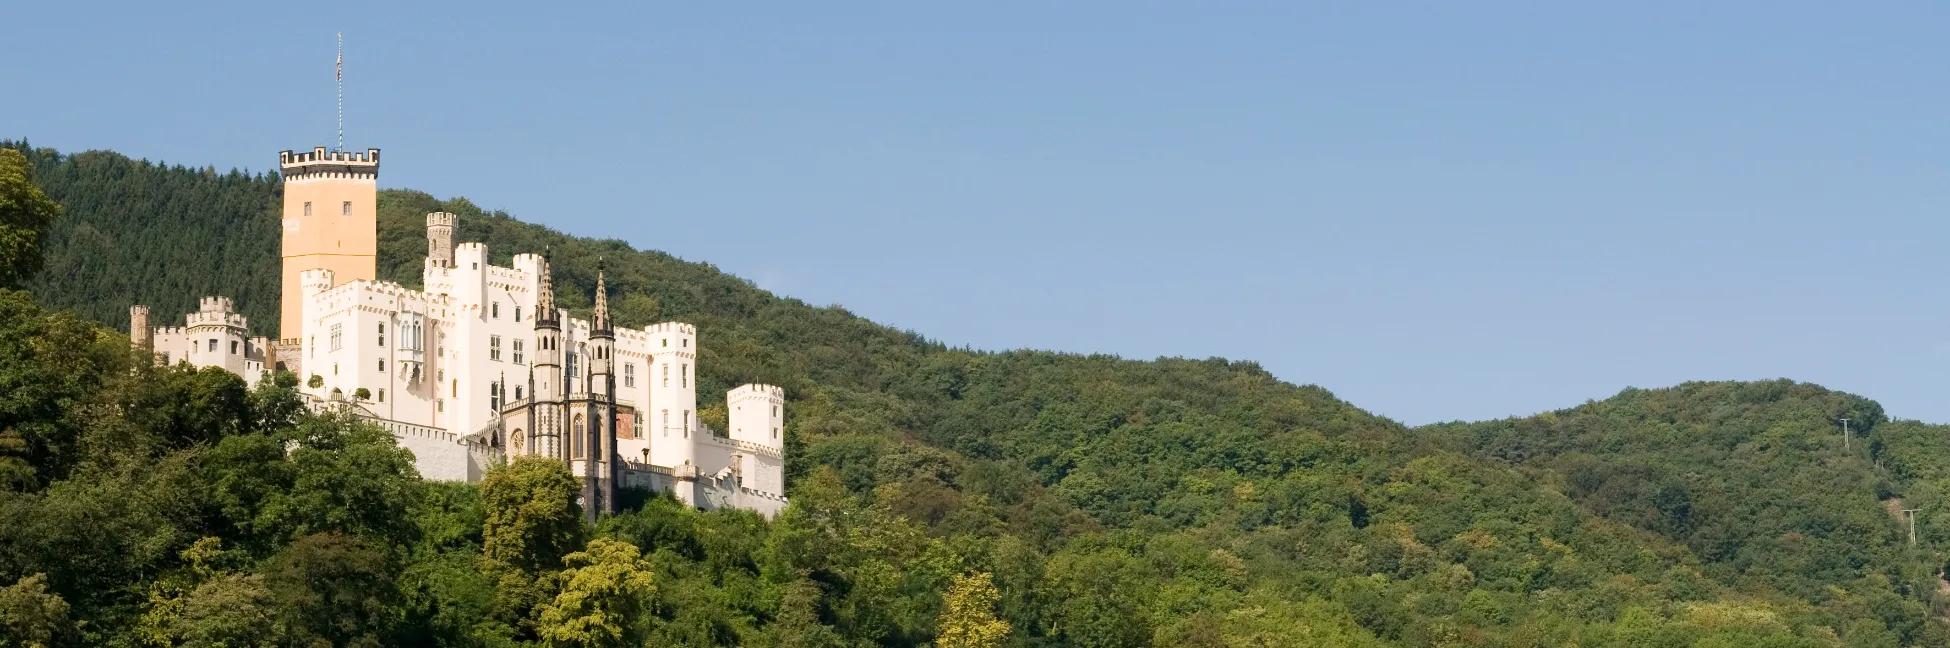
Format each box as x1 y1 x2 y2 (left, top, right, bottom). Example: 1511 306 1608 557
130 145 788 519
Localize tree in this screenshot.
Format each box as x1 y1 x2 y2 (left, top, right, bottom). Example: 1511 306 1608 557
480 456 584 641
0 148 59 288
754 579 843 648
159 574 279 648
937 572 1010 648
353 387 371 402
262 533 396 648
0 573 74 648
307 374 324 389
481 456 584 575
534 538 657 648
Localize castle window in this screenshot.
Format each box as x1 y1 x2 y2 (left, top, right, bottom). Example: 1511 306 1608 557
230 341 239 355
567 352 577 379
623 363 635 388
492 302 500 319
208 339 218 353
489 335 502 361
662 338 668 348
683 410 690 438
437 399 445 413
513 339 524 365
772 406 778 416
377 389 385 403
452 379 457 397
378 323 386 347
341 201 351 216
573 415 585 458
634 416 643 439
490 383 500 410
304 201 312 216
310 336 315 358
378 359 386 373
330 324 343 351
438 369 444 382
515 307 522 322
773 427 779 440
161 352 169 364
681 363 688 388
515 386 523 400
333 363 339 376
662 364 668 387
662 410 668 437
682 338 688 348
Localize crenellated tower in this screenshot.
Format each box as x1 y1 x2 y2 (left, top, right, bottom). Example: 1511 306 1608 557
426 212 456 268
129 305 152 356
278 146 379 344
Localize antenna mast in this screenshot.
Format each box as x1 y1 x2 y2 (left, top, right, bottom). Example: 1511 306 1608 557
336 32 344 152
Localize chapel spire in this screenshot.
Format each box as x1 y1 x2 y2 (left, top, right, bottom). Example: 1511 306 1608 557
536 247 558 326
592 257 611 335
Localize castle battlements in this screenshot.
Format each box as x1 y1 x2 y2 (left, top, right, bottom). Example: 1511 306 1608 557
199 296 236 313
729 384 786 402
279 147 380 180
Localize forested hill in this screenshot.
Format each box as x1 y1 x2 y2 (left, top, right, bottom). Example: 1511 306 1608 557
9 141 1950 646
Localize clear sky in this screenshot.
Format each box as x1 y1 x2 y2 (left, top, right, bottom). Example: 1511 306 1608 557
5 2 1947 425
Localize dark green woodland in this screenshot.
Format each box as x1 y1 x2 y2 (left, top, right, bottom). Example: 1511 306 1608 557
4 141 1950 647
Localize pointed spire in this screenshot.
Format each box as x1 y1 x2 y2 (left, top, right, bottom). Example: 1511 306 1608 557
536 246 558 325
592 257 611 335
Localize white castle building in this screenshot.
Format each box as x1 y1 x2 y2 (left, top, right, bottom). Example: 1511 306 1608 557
129 145 787 519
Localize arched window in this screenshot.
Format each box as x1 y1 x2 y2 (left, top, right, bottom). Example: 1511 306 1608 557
572 414 586 458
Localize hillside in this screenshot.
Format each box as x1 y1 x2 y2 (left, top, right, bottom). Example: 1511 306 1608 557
7 142 1950 646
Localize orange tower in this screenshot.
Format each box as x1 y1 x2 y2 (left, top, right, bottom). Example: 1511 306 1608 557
277 146 379 342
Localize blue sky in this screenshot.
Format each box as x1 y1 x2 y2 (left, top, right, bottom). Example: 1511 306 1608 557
5 2 1948 425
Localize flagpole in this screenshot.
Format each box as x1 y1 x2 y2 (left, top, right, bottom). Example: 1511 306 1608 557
336 32 344 153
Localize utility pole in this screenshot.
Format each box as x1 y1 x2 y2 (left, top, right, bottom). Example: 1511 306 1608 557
1903 508 1923 546
1839 418 1852 452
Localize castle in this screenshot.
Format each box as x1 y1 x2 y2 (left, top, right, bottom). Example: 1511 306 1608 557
129 146 788 519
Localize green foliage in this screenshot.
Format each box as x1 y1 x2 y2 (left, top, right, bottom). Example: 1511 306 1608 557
3 142 281 329
936 572 1009 648
0 148 61 289
0 573 75 648
9 143 1950 647
534 538 657 648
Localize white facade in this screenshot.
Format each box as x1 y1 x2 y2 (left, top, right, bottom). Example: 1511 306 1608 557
133 298 270 389
131 211 788 518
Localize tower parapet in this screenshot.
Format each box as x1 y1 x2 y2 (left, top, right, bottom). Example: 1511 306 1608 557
278 147 380 180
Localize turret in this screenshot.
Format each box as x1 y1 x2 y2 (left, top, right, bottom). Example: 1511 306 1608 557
426 212 456 268
130 305 152 352
645 321 699 471
728 384 786 450
529 250 564 459
583 259 618 520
